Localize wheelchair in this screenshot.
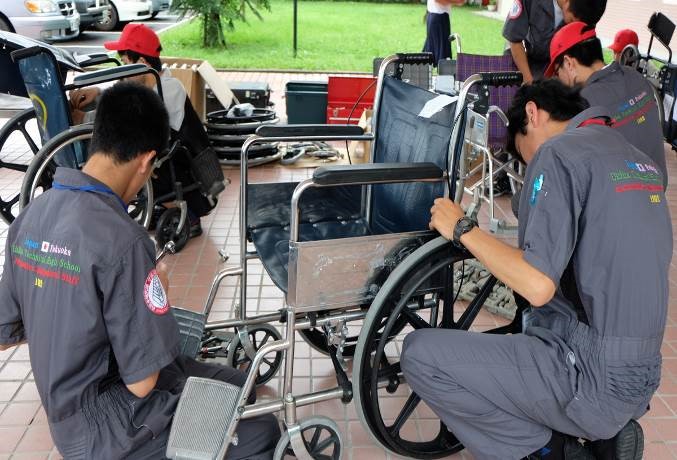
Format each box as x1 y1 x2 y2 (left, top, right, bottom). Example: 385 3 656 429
618 12 677 151
0 31 122 225
2 32 226 252
163 53 524 460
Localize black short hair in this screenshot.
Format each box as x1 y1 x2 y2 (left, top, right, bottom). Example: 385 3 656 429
570 0 606 25
89 82 169 163
554 35 605 69
506 79 589 159
119 49 163 73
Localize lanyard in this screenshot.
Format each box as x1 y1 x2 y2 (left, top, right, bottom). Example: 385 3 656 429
577 117 609 128
52 181 128 212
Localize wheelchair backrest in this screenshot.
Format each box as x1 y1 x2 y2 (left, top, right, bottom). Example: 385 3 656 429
369 76 455 234
456 53 517 150
11 46 84 168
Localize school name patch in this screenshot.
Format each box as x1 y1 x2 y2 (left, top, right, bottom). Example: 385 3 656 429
144 269 169 315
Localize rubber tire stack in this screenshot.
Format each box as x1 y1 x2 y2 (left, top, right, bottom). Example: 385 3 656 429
205 108 281 166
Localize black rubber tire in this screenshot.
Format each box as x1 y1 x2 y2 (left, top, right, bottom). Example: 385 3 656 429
273 416 342 460
19 124 153 229
0 108 40 224
354 236 500 459
0 16 13 32
225 325 283 385
155 207 190 252
94 3 118 31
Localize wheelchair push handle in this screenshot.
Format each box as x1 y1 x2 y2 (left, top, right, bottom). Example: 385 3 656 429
395 52 435 66
479 71 523 87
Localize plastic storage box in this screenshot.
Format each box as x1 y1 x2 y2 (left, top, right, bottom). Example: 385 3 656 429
285 81 328 124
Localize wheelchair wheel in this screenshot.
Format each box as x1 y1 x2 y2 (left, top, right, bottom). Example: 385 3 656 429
19 124 153 228
155 207 191 252
354 237 502 459
225 324 283 385
273 416 342 460
0 108 41 223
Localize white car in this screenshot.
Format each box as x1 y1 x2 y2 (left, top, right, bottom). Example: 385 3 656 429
95 0 151 31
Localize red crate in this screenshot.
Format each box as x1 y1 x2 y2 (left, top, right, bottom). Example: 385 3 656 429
326 76 377 124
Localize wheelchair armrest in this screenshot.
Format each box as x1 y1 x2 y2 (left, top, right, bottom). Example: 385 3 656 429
312 162 443 186
69 64 162 98
255 124 364 137
76 53 120 68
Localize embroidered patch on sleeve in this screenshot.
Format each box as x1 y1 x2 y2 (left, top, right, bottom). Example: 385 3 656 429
508 0 523 19
144 269 169 315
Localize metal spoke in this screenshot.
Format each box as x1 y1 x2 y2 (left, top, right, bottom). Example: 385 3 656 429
19 124 39 154
401 307 431 330
388 392 421 436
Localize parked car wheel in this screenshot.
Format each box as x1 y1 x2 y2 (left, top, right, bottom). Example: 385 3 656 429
0 16 13 31
94 3 118 31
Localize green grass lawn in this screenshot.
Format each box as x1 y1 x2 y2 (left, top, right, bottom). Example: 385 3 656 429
161 1 507 71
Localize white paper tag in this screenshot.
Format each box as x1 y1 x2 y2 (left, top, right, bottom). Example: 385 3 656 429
418 95 458 119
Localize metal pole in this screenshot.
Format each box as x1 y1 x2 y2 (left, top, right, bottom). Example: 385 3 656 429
293 0 298 57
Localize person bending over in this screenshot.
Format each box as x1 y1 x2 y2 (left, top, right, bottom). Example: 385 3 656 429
546 21 667 184
401 79 670 459
0 82 279 459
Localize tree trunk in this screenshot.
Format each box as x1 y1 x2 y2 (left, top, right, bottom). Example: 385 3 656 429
203 11 226 48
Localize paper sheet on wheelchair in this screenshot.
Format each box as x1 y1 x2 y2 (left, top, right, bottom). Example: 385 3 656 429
664 94 677 122
418 94 458 118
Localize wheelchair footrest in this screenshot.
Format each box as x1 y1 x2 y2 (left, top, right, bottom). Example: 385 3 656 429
166 377 242 460
171 307 207 358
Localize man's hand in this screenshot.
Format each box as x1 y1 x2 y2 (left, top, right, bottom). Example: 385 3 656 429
429 198 465 240
156 261 170 297
69 88 100 110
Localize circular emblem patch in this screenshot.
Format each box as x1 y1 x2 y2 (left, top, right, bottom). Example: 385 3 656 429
508 0 523 19
144 269 169 315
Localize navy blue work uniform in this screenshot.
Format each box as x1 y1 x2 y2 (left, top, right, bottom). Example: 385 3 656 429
0 168 279 459
503 0 562 79
581 61 667 185
401 107 672 459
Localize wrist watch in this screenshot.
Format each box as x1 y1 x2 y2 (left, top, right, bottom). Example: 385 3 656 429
453 216 477 244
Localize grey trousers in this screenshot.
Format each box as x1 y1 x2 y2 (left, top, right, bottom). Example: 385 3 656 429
400 328 654 460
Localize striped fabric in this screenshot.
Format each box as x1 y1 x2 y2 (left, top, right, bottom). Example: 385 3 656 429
456 53 518 150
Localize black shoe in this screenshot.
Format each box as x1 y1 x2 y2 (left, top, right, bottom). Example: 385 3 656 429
526 431 594 460
589 420 644 460
189 218 203 238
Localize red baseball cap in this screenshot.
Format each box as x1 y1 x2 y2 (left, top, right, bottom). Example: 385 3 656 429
608 29 639 53
104 23 162 58
544 22 597 77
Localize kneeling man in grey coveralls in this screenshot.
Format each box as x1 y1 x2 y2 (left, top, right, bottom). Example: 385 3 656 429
402 79 672 460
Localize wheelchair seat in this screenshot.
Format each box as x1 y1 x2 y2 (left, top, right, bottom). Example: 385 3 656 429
245 75 456 297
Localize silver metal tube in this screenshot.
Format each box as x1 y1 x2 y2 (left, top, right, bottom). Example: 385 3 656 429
282 309 297 425
242 388 345 420
203 266 243 316
240 135 262 322
203 312 281 331
220 338 289 459
290 179 315 242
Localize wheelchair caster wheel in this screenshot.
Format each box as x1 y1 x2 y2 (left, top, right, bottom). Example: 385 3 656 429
226 325 283 385
273 416 342 460
156 208 190 252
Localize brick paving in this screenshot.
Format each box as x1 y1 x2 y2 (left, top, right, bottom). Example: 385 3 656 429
0 71 676 459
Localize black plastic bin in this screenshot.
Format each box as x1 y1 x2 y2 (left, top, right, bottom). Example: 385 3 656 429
285 81 328 124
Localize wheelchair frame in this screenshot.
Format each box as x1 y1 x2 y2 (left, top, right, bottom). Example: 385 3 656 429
166 54 524 460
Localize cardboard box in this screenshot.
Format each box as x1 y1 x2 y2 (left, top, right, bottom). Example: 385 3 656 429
348 109 373 163
161 57 235 121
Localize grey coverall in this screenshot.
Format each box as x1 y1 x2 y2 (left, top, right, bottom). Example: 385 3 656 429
0 168 279 459
401 107 672 459
581 62 667 185
502 0 562 79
